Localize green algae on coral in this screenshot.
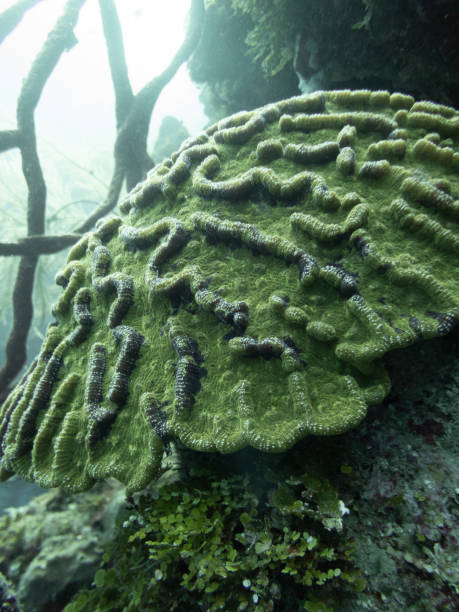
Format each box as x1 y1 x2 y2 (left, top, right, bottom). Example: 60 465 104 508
1 89 458 492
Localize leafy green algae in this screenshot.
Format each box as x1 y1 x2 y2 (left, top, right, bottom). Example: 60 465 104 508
1 89 458 492
65 462 363 612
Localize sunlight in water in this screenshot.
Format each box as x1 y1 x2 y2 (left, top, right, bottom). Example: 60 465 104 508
0 0 205 152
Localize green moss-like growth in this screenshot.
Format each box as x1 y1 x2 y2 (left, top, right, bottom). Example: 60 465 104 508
64 462 363 612
1 90 458 491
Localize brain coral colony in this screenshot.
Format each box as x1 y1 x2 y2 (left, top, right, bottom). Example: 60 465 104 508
0 90 458 493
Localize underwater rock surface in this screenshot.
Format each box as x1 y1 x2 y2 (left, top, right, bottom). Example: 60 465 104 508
0 90 458 492
0 481 124 612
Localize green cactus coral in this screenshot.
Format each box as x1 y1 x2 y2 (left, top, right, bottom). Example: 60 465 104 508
1 89 458 492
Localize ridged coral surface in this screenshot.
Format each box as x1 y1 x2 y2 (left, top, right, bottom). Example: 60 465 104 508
1 90 458 492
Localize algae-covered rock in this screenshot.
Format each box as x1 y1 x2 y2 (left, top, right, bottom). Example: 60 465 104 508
0 90 458 492
0 483 124 612
65 460 362 612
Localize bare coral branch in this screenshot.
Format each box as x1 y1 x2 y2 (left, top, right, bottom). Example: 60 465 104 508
0 0 87 395
17 0 87 235
0 255 37 393
73 158 125 234
0 0 205 397
115 0 205 190
0 234 82 256
0 0 45 45
0 129 21 153
98 0 134 129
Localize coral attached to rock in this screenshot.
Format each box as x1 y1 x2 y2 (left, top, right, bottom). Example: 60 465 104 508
0 90 458 492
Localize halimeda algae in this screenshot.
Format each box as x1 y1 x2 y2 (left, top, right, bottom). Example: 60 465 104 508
0 90 458 492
